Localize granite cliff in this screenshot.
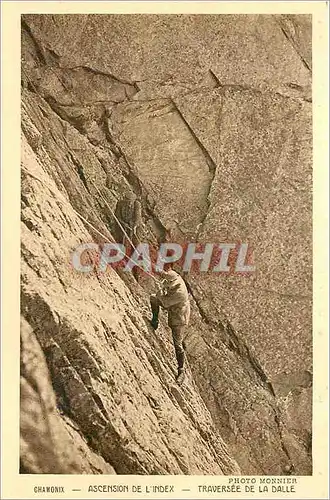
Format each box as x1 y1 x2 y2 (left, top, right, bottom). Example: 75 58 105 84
20 14 312 475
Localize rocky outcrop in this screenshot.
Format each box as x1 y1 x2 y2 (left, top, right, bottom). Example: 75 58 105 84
21 14 312 475
20 317 115 474
20 104 240 475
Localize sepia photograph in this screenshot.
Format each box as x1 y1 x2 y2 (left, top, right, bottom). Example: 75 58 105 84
19 12 314 479
1 0 330 495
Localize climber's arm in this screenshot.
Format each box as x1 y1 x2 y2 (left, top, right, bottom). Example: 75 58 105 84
157 287 184 309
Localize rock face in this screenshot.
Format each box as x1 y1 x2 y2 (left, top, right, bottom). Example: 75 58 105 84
21 14 312 475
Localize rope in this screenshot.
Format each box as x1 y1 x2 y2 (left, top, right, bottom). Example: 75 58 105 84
91 180 160 282
21 167 161 284
21 67 160 284
91 181 137 251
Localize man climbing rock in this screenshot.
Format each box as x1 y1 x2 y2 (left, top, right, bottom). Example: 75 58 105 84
114 191 144 280
114 191 143 247
150 267 190 385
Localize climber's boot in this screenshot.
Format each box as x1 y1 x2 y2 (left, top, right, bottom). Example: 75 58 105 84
176 367 185 386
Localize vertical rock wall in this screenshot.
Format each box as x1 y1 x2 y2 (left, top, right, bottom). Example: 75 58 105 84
21 14 312 475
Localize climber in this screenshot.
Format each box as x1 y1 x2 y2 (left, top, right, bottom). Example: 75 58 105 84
150 266 191 385
114 191 144 280
114 191 143 247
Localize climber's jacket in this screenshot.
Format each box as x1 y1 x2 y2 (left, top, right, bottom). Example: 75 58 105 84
156 270 190 328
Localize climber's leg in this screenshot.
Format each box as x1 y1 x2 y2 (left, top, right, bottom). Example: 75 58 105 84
171 326 186 384
150 295 160 330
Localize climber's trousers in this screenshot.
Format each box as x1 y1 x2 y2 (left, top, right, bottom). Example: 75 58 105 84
171 325 186 370
150 296 186 370
150 295 160 320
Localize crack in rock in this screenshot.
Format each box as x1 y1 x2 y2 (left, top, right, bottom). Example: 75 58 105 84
277 18 312 73
170 98 218 239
